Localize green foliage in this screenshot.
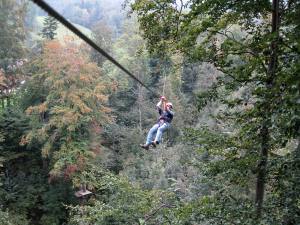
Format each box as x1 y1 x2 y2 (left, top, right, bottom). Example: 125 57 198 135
1 38 111 224
1 1 299 224
0 210 29 225
39 181 75 225
69 166 178 225
0 0 26 109
0 0 26 71
91 21 113 66
0 210 14 225
32 16 93 44
0 108 29 152
40 16 58 40
131 0 300 223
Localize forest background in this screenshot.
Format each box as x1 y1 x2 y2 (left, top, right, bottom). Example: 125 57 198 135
0 0 299 224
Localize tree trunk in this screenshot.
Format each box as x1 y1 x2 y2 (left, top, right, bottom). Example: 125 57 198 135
7 97 10 107
255 123 269 217
255 0 280 218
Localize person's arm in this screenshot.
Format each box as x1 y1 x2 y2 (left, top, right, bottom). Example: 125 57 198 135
166 109 174 115
156 96 166 114
156 100 163 115
156 100 162 109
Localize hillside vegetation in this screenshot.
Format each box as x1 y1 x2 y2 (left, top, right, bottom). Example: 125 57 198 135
29 16 92 43
0 0 299 225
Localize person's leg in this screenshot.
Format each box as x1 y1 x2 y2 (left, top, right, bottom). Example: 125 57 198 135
154 123 170 144
146 123 159 145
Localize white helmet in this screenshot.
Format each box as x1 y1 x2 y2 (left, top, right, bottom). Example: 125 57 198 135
166 102 173 108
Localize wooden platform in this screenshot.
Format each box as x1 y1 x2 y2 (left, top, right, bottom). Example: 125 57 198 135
75 189 92 198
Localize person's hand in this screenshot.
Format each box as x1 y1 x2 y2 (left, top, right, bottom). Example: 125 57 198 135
160 96 166 101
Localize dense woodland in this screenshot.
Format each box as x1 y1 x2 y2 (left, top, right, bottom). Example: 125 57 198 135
0 0 299 224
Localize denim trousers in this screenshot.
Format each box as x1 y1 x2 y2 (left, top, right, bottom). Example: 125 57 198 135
146 122 170 145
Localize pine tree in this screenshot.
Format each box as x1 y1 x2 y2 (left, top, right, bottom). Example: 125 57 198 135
40 16 58 40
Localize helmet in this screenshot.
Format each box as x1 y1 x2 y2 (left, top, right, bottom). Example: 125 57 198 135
166 102 173 108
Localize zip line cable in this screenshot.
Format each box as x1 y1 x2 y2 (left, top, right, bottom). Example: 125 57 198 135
31 0 160 98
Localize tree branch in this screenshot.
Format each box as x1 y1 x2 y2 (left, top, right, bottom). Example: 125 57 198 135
143 203 176 222
175 0 184 40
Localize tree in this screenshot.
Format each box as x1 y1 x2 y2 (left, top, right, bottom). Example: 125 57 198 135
90 21 113 66
0 0 26 108
24 40 112 185
40 16 58 40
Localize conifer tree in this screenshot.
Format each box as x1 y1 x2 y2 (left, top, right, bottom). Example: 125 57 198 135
40 16 58 40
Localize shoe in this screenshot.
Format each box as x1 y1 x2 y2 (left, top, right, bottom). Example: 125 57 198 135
140 144 149 150
151 141 158 148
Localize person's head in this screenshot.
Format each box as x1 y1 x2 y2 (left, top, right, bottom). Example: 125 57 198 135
166 102 173 109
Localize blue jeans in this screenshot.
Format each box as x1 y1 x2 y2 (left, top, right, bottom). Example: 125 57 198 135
146 122 170 145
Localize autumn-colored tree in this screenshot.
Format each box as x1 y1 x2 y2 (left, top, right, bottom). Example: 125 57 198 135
24 40 112 186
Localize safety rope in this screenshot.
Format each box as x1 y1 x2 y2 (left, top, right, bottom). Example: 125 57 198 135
31 0 160 98
162 70 167 97
161 58 168 110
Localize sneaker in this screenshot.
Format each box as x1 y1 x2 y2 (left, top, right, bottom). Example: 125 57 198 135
140 144 149 150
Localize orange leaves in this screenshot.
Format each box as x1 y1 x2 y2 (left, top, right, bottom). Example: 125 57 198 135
68 93 93 114
38 102 48 113
79 74 93 84
50 106 81 131
25 102 47 114
63 155 88 180
95 93 108 102
19 135 28 146
100 106 112 114
64 164 78 180
25 39 113 179
45 40 61 51
32 39 113 122
94 83 107 93
25 106 34 115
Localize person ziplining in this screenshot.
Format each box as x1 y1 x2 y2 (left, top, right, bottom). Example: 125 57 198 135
30 0 173 152
140 96 174 150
